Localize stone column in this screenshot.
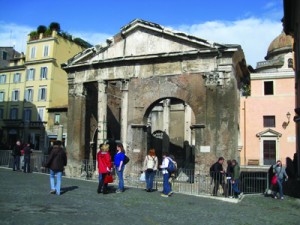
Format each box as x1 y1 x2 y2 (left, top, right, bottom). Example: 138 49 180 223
184 104 192 163
97 80 107 147
121 81 129 149
162 99 170 153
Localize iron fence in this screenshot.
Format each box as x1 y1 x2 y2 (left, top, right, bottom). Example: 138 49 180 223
0 152 269 197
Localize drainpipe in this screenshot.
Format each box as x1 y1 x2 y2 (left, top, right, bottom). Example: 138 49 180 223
243 100 247 165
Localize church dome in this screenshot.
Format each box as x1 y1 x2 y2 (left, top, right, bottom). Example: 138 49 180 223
266 32 293 60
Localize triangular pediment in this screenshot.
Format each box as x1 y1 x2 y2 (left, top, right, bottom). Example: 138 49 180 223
67 19 239 66
256 128 282 138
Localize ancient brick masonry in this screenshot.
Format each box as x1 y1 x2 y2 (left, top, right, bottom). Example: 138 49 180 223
62 19 249 177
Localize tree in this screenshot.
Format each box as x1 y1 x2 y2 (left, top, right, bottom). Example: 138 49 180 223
37 25 47 34
49 22 61 32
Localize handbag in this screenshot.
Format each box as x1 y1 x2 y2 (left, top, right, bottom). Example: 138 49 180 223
104 173 113 184
140 172 146 182
271 175 277 185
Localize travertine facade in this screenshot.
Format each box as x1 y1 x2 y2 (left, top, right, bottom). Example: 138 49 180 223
63 19 249 176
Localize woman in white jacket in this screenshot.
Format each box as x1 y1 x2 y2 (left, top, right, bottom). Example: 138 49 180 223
143 148 158 192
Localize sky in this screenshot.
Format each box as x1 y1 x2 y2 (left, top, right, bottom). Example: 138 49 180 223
0 0 284 67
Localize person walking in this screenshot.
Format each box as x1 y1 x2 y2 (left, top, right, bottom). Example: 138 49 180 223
23 143 32 173
226 160 233 197
231 159 242 198
211 157 226 196
160 152 173 197
45 141 67 196
273 160 288 200
143 148 158 192
114 143 125 193
12 141 22 171
97 144 112 194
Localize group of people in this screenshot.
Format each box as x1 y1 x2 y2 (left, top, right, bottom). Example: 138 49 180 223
142 149 174 197
210 157 242 198
97 144 175 198
11 141 32 173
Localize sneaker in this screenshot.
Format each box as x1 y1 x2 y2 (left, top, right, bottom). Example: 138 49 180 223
161 194 169 198
50 190 56 194
116 189 123 193
274 196 278 199
168 191 174 196
280 197 284 200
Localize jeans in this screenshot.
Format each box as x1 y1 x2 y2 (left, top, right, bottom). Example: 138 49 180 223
162 173 171 195
145 170 156 190
232 179 241 196
50 169 62 195
274 178 284 198
116 165 124 191
23 156 30 173
13 156 20 170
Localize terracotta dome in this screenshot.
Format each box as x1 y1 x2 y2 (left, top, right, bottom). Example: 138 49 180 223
266 32 293 60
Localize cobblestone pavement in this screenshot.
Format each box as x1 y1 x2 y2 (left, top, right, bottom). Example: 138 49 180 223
0 168 299 225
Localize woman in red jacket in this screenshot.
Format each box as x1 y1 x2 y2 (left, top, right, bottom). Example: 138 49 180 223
97 144 112 194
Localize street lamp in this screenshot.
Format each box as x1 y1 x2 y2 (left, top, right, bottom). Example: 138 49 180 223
282 112 291 129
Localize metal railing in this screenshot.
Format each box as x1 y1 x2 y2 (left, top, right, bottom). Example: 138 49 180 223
0 152 268 197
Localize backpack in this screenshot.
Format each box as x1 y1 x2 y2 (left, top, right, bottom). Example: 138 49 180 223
167 157 177 173
124 155 130 165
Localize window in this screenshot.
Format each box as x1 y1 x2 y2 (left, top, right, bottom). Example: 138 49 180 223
54 114 60 124
263 116 275 127
30 46 36 59
37 107 44 121
0 74 6 84
40 67 48 79
38 86 47 101
24 88 33 102
26 68 35 81
2 51 7 60
10 108 18 119
264 81 274 95
13 73 21 83
0 91 4 102
12 90 19 101
23 108 31 122
288 58 293 68
43 45 49 57
0 108 3 119
263 140 276 165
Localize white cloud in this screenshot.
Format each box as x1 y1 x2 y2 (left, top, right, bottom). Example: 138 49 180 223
173 18 282 67
1 18 283 67
70 31 111 46
0 21 33 53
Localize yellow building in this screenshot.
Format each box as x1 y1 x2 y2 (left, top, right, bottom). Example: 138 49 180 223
0 29 86 151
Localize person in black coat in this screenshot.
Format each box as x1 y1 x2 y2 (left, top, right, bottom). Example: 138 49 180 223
12 141 22 171
23 143 32 173
45 141 67 195
211 157 226 196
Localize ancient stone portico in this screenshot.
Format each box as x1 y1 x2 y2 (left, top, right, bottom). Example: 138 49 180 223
62 19 249 176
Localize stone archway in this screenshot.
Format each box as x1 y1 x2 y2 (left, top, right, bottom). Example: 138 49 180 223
144 97 196 168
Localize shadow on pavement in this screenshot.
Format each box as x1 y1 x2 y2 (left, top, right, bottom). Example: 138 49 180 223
60 186 79 195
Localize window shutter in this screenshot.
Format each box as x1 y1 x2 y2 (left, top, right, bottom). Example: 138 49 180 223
33 69 35 80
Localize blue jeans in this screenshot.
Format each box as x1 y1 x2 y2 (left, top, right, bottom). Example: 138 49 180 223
275 178 284 198
116 166 124 191
13 156 20 170
163 173 171 195
145 170 155 190
50 169 62 195
232 179 241 196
